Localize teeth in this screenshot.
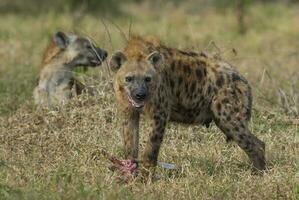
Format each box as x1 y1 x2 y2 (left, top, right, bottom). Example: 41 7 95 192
127 94 144 108
91 60 99 63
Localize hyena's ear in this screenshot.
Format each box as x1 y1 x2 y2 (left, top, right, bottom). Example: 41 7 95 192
146 51 163 69
53 31 69 50
109 51 127 72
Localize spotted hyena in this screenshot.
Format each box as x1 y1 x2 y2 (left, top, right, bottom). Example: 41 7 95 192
109 35 265 172
34 31 107 107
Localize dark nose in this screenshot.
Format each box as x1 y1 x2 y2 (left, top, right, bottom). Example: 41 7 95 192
135 92 146 101
96 48 108 60
102 50 108 59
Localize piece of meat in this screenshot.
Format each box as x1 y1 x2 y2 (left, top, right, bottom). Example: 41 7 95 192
101 149 138 183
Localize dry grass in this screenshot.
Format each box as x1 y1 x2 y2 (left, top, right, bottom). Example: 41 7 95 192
0 1 299 199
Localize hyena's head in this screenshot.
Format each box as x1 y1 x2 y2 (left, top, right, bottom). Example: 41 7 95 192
48 31 108 67
109 51 163 109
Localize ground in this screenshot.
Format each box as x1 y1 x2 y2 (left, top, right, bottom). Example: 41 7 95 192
0 1 298 199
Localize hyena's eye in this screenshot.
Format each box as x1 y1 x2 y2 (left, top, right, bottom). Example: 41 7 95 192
144 76 152 83
125 76 133 82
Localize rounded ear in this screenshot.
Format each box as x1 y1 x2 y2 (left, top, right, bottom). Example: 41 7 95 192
53 31 69 49
146 51 163 68
109 51 127 72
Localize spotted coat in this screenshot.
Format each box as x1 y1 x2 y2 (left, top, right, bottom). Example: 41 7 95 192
110 36 265 172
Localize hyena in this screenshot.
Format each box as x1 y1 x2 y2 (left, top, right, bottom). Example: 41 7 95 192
109 35 265 173
34 31 107 107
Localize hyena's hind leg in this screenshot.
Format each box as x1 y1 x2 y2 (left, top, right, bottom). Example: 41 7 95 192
211 88 266 172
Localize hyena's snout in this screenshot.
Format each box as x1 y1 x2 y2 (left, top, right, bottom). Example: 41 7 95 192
126 85 148 109
133 87 147 101
92 47 107 65
97 47 108 61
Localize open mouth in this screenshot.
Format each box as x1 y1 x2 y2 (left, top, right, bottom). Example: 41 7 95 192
89 52 107 67
126 92 145 109
90 59 102 66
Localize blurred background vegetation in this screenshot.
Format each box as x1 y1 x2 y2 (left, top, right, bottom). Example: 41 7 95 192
1 0 299 34
1 0 299 15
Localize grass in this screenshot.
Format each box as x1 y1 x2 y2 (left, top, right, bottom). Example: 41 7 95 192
0 1 299 199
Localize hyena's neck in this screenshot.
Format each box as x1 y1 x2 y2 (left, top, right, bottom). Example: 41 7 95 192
38 61 74 92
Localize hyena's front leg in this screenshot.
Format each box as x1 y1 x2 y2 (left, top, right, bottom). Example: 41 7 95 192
122 110 140 160
142 112 168 168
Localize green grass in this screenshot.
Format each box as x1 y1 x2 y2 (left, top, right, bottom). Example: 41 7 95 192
0 1 298 199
